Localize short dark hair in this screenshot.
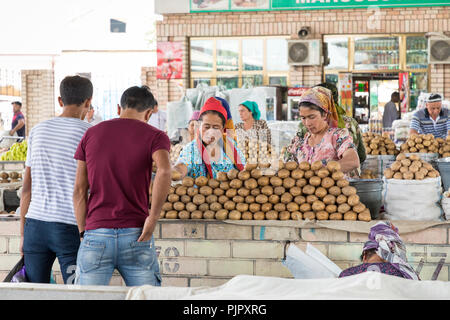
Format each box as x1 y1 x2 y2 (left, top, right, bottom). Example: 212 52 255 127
360 248 377 262
391 92 400 100
59 76 93 106
11 101 22 107
299 101 326 117
120 86 157 112
199 110 226 127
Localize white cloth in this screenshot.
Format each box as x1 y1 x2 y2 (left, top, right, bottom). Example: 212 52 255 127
148 110 167 132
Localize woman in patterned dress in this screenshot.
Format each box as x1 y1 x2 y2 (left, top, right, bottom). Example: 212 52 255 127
284 86 360 177
173 97 246 180
235 100 272 149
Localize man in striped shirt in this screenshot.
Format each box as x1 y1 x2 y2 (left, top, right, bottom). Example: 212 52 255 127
410 93 450 139
19 76 92 284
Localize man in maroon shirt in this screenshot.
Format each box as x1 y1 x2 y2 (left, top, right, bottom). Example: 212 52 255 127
73 86 171 286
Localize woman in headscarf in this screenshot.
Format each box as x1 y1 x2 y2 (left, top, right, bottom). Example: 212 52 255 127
173 97 246 179
296 82 367 164
187 110 201 142
339 221 420 280
284 86 360 176
235 100 272 148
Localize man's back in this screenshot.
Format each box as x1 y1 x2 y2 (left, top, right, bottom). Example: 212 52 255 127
75 118 170 230
382 101 398 128
26 117 91 225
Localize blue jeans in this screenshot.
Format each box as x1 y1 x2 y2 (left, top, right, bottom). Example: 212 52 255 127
23 218 80 284
74 228 161 287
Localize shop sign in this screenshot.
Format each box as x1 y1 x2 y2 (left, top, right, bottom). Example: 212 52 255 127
288 87 309 96
157 42 183 80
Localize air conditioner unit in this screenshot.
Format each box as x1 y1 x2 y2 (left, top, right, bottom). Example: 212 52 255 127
287 40 322 66
429 38 450 64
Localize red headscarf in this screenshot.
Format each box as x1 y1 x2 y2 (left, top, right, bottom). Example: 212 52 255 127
197 97 244 178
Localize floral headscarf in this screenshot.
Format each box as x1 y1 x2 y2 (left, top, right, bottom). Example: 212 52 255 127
363 221 419 280
299 86 340 128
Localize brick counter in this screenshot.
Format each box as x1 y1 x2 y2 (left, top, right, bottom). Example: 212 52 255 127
1 219 449 286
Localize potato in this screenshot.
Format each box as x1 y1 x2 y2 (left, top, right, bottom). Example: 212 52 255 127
325 204 337 214
342 186 357 196
214 188 225 196
328 186 342 196
187 187 199 197
303 211 316 220
238 170 251 181
265 210 279 220
300 203 312 213
317 168 330 178
393 172 403 179
195 176 208 187
219 181 230 191
400 159 411 167
173 202 185 211
286 202 300 213
230 179 243 189
347 194 360 207
274 186 286 196
278 169 291 180
244 178 258 190
171 170 182 181
218 195 229 204
242 212 253 220
304 170 315 179
344 211 357 221
224 201 237 211
336 194 347 204
232 195 244 204
182 177 194 187
315 187 327 199
225 189 237 198
249 203 261 213
409 165 419 173
256 194 269 204
215 209 229 220
160 211 165 219
289 186 302 197
316 211 329 220
281 193 293 204
236 203 249 213
206 195 218 204
251 169 263 179
278 211 290 221
396 153 407 161
268 194 280 204
331 171 344 181
326 161 341 172
306 195 318 204
165 211 178 219
253 211 265 220
261 203 273 212
178 210 190 219
227 169 239 180
299 161 311 171
353 203 366 213
192 194 206 205
274 203 286 212
270 176 283 187
358 209 371 221
323 194 336 205
229 210 242 220
399 166 408 174
162 202 173 211
198 203 210 212
169 186 175 195
384 168 394 179
302 185 316 195
321 177 335 189
291 169 304 180
285 161 298 171
167 194 180 203
428 170 438 178
208 179 220 189
391 161 402 172
329 213 343 220
185 202 197 212
338 203 351 214
175 186 188 196
309 176 321 187
191 211 203 219
296 178 308 188
245 163 258 171
294 196 306 205
203 210 216 219
291 211 302 220
250 187 261 197
312 200 325 212
403 171 414 180
311 160 323 171
217 172 228 182
423 162 434 171
237 188 250 197
258 176 270 186
283 177 296 189
210 202 223 212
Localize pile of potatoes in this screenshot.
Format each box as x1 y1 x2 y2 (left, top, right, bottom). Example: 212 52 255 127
399 133 439 154
360 169 377 180
362 132 399 156
0 171 21 184
384 153 440 180
237 132 273 167
436 136 450 158
162 160 371 222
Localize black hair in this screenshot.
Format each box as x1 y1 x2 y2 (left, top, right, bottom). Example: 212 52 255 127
391 92 400 100
199 110 226 127
59 76 93 106
314 82 339 105
299 101 326 117
120 85 157 112
360 248 377 262
11 101 22 107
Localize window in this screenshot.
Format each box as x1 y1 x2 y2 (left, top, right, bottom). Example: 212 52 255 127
110 19 126 33
190 36 289 89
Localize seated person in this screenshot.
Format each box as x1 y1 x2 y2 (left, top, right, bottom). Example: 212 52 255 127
409 93 449 139
339 221 419 280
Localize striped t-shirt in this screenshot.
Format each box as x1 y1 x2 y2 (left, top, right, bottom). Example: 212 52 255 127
25 117 91 225
410 107 449 139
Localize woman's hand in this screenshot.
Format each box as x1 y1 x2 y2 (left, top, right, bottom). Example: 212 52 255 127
337 149 360 174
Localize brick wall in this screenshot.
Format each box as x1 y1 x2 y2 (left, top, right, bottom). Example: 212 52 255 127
21 70 55 134
148 7 450 106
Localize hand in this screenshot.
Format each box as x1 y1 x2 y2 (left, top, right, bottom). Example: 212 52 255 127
20 236 24 256
137 217 155 242
9 130 14 136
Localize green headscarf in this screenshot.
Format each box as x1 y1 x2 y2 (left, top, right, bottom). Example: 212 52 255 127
240 101 261 121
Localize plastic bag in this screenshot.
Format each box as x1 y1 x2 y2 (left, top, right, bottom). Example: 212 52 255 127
442 197 450 221
3 256 28 283
166 97 193 140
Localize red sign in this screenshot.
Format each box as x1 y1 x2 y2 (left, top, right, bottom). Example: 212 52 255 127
157 42 183 80
288 87 310 96
399 72 409 114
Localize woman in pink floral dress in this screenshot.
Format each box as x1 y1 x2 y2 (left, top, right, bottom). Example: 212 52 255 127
284 87 360 177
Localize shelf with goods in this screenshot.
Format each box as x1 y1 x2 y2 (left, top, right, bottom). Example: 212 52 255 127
354 36 400 71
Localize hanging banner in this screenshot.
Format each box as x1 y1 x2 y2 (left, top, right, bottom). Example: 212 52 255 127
399 72 409 114
157 42 183 80
338 73 353 117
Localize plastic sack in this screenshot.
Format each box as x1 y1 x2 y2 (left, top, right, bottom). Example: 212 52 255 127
166 97 193 140
442 197 450 221
3 256 28 283
382 177 443 221
361 155 396 178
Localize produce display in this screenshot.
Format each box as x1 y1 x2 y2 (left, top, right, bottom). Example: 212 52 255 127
360 169 377 179
0 140 27 161
0 210 16 215
236 131 274 167
170 143 184 165
399 133 439 154
383 153 440 180
362 132 399 156
162 161 371 222
0 171 22 184
436 136 450 158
